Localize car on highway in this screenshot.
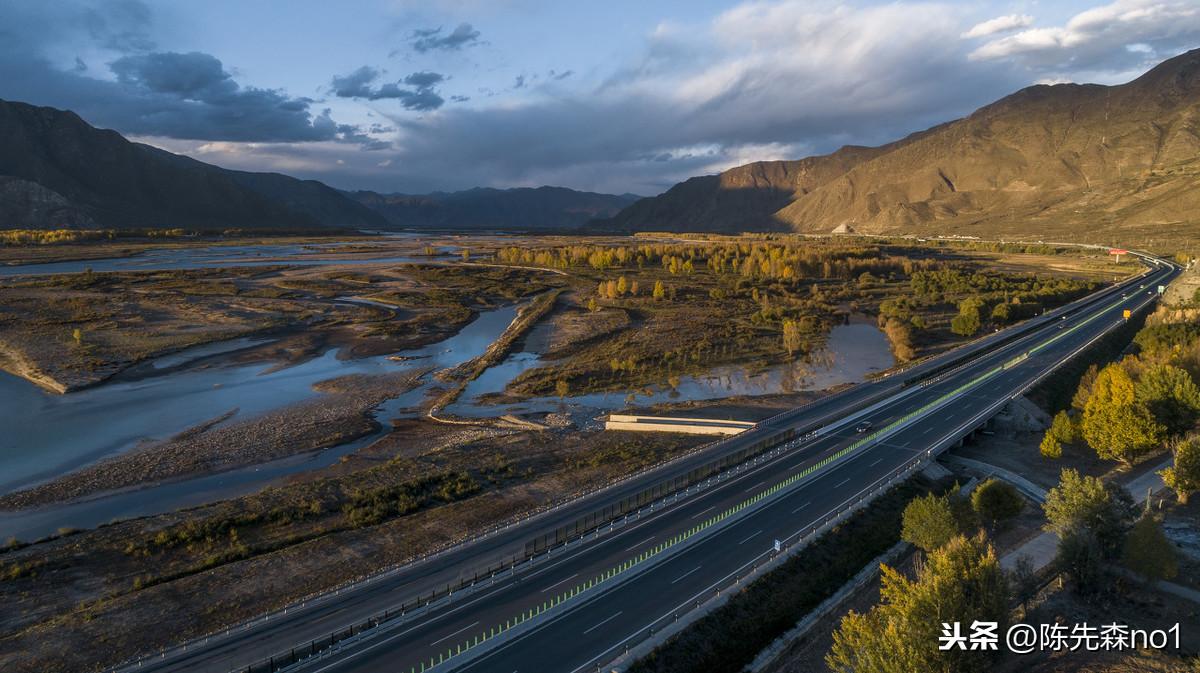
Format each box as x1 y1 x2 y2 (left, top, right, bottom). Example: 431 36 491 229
855 421 873 433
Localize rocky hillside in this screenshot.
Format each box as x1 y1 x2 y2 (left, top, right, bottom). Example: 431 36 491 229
0 99 385 230
609 49 1200 244
349 186 639 230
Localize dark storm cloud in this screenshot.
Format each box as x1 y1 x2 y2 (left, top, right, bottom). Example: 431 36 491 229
409 23 481 53
0 3 373 145
403 71 445 88
330 66 445 111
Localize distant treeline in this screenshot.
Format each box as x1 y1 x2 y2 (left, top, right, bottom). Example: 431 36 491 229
0 228 351 246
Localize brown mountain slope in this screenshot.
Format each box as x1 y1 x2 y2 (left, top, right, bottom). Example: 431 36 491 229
0 99 386 230
612 49 1200 244
607 145 895 232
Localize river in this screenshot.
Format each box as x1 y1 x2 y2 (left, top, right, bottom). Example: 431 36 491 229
0 242 895 540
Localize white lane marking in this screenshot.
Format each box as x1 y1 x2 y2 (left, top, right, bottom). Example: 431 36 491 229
691 506 715 519
920 426 934 435
624 536 655 552
744 480 766 493
791 501 811 514
429 620 479 647
583 611 623 635
870 458 883 467
671 565 703 585
540 573 578 593
738 529 763 545
834 478 850 489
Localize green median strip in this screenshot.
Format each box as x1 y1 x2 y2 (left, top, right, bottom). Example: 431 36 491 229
408 292 1133 673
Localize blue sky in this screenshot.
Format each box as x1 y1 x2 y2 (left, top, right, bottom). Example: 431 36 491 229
1 0 1197 195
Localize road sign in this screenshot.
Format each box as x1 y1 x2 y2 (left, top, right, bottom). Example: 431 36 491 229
1123 309 1132 320
1158 285 1166 294
773 539 781 553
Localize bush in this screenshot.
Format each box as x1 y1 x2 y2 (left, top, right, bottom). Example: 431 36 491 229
971 479 1023 528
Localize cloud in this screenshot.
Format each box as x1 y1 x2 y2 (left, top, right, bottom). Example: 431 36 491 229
409 23 481 53
962 14 1033 39
370 1 1028 194
968 0 1200 75
330 66 445 111
404 71 445 88
0 2 372 145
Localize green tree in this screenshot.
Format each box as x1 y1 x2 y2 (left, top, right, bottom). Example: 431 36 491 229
1135 364 1200 435
1160 435 1200 504
901 492 962 551
1056 527 1104 593
990 302 1011 323
1122 513 1178 583
950 298 983 337
1081 364 1164 464
971 479 1023 528
827 534 1008 673
1043 468 1136 558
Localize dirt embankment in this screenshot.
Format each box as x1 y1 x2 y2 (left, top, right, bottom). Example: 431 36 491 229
0 369 428 509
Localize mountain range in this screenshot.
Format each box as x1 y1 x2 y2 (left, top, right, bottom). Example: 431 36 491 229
346 187 638 231
606 48 1200 243
2 48 1198 240
0 99 633 233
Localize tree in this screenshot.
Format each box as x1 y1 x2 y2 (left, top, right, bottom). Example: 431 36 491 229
71 328 83 345
652 280 666 300
616 276 629 296
901 492 962 551
1135 364 1200 435
971 479 1023 528
1048 409 1079 443
586 297 599 312
1057 527 1104 593
1040 434 1063 459
555 380 569 399
1040 410 1077 459
882 318 916 362
990 302 1011 323
1122 513 1178 583
827 533 1008 673
950 299 983 337
1160 435 1200 504
782 320 804 357
1081 363 1164 464
1043 469 1136 558
1072 364 1099 411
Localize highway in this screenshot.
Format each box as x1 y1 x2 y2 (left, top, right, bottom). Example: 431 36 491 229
116 257 1175 673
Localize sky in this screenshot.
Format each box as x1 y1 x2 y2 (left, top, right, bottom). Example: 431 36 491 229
0 0 1197 196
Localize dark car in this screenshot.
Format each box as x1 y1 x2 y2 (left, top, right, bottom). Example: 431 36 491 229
855 421 873 433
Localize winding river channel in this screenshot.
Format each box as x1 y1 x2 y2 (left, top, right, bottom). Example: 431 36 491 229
0 242 895 540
